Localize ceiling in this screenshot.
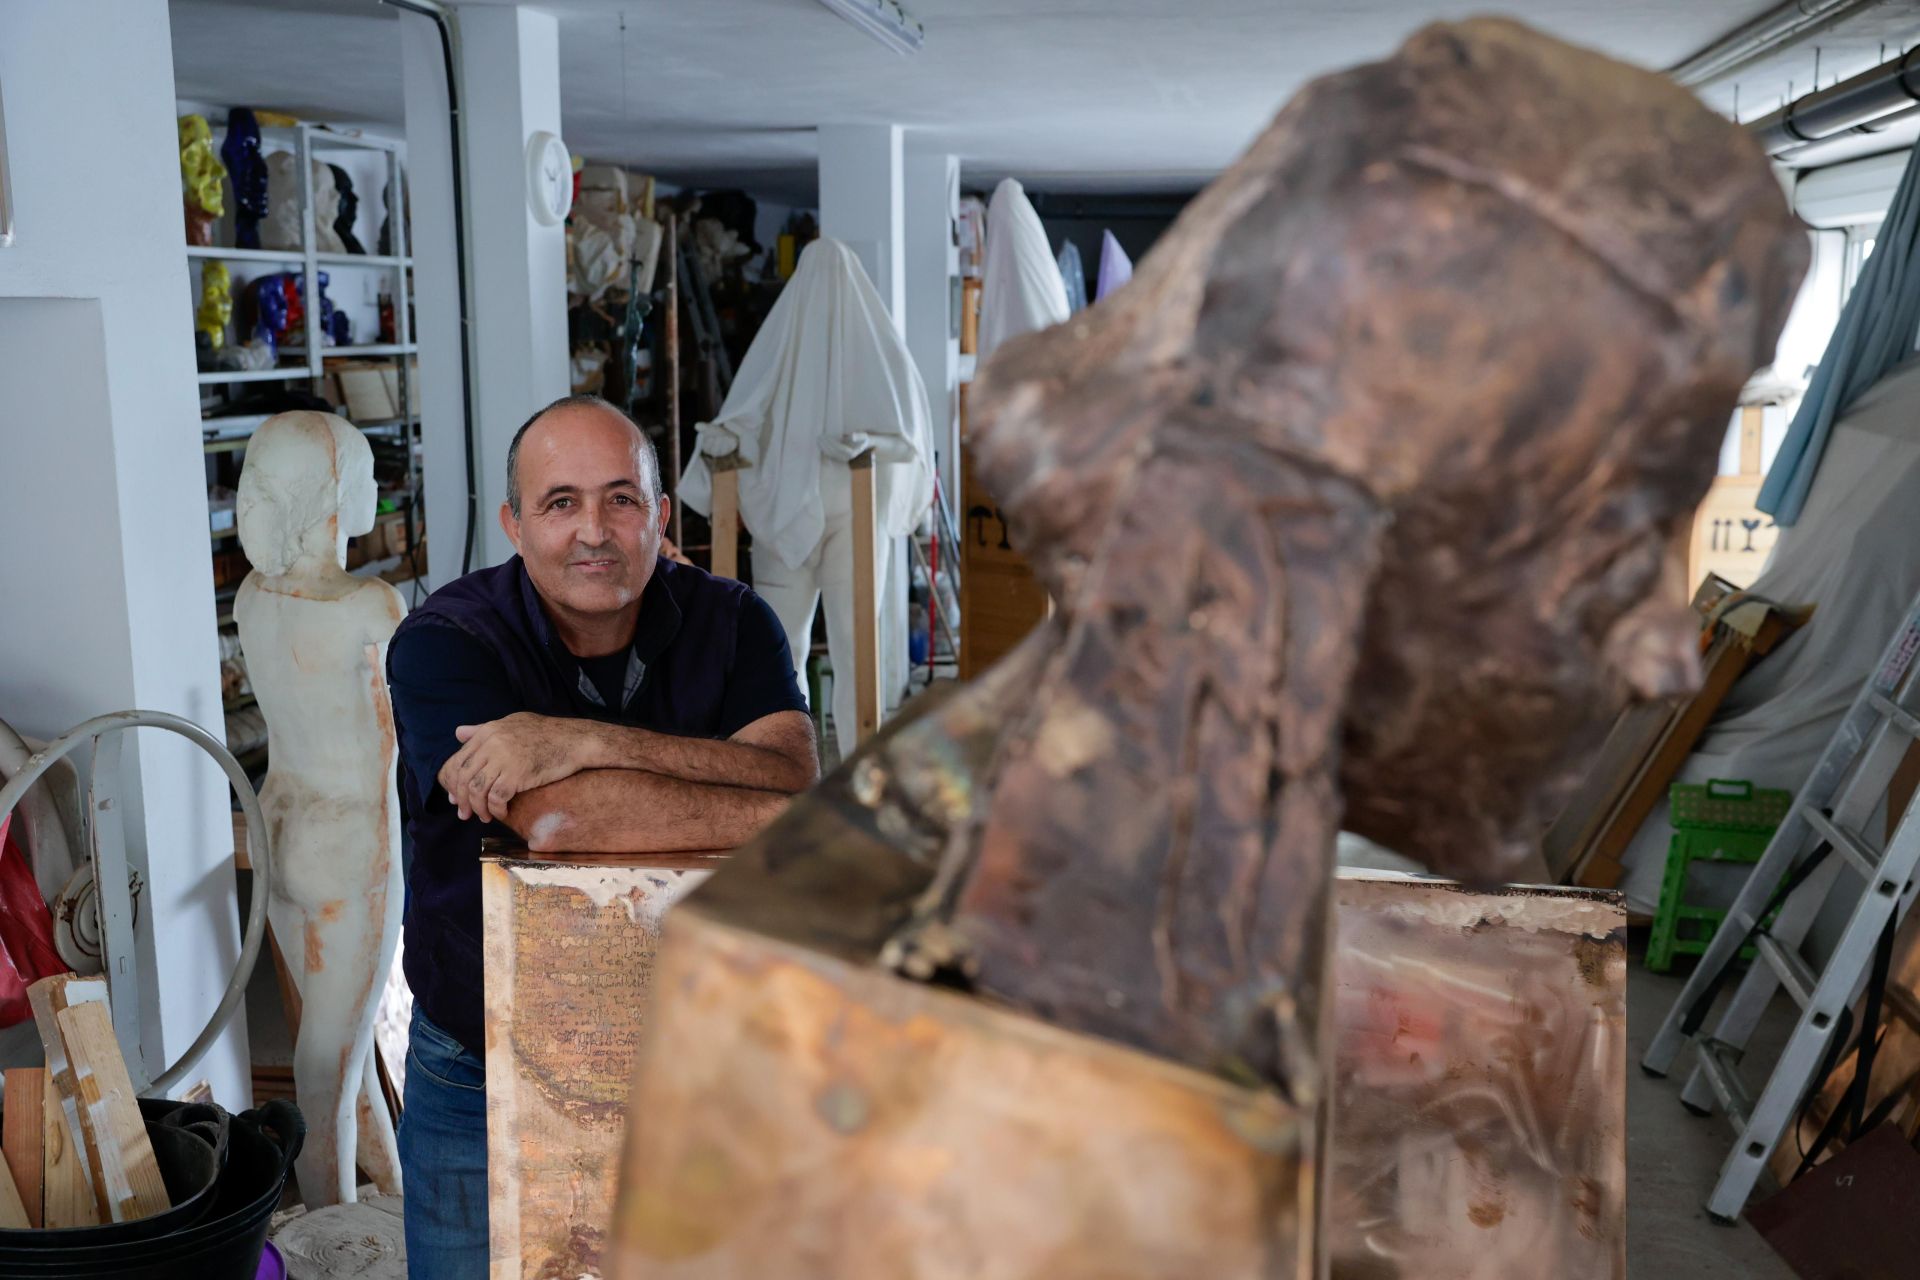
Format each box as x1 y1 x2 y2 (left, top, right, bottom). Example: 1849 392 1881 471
167 0 1909 205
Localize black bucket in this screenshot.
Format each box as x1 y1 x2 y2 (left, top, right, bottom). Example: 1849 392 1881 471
0 1098 225 1250
0 1098 303 1280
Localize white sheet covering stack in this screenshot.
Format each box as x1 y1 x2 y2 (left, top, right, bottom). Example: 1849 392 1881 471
977 178 1070 360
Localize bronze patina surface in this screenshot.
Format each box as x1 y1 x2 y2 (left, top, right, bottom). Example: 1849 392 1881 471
612 18 1803 1278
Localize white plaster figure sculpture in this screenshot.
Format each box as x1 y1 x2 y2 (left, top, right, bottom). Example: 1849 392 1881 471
680 237 935 744
235 412 405 1207
263 153 346 254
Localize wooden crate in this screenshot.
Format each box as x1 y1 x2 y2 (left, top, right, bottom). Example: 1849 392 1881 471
957 416 1048 680
473 858 1624 1280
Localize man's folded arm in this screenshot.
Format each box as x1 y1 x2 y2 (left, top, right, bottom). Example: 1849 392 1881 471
501 766 792 854
581 710 818 793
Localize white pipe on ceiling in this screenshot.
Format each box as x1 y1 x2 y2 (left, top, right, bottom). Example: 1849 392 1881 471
1669 0 1881 87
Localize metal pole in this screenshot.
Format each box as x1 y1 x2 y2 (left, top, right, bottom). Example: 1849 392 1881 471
1750 46 1920 155
1670 0 1875 88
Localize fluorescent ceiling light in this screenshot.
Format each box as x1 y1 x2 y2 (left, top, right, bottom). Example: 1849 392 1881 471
813 0 925 56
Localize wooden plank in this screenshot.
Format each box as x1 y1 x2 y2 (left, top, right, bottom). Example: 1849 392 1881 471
849 449 882 746
956 438 1049 680
0 1144 28 1229
1575 611 1792 888
1541 699 1678 881
709 463 740 581
3 1068 45 1227
27 972 107 1205
483 857 713 1280
1739 404 1764 476
41 1069 100 1227
55 1000 170 1223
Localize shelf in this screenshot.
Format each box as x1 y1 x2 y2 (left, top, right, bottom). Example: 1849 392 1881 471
202 413 418 451
186 246 304 265
279 344 418 358
211 525 238 542
315 252 410 268
186 246 411 269
198 368 307 385
265 126 402 154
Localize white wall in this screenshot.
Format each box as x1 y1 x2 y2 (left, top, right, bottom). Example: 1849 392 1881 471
403 3 569 582
0 0 247 1102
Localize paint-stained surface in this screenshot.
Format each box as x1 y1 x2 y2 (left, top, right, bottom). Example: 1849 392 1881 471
481 858 714 1280
489 864 1623 1278
1327 875 1627 1279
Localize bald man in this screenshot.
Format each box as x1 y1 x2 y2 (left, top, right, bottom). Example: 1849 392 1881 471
385 394 816 1277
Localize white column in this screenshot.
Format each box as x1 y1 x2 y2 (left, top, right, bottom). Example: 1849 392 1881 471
0 0 245 1101
819 125 906 330
402 3 570 581
818 125 914 709
905 150 960 512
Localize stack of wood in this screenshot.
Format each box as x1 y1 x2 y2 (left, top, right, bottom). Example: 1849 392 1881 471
0 973 170 1229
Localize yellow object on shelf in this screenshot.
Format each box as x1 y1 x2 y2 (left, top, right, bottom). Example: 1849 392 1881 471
177 115 226 218
197 261 232 351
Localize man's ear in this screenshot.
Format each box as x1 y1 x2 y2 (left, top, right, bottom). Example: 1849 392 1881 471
499 502 522 554
658 495 671 535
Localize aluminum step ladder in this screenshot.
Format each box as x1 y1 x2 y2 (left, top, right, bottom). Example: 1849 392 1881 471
1641 585 1920 1221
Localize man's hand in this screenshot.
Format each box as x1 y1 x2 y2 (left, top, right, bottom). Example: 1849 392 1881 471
439 712 594 823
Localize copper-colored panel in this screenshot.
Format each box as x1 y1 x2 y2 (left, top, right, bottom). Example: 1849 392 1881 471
1328 875 1627 1279
607 905 1312 1280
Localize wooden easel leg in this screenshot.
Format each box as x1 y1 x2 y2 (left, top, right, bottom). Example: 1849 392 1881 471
850 451 882 746
711 467 740 581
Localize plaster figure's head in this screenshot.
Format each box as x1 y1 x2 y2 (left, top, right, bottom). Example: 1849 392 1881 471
501 395 667 642
967 19 1807 880
237 411 377 577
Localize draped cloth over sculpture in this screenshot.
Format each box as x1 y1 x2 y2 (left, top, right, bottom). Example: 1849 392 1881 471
679 237 935 738
977 178 1071 360
1095 228 1134 301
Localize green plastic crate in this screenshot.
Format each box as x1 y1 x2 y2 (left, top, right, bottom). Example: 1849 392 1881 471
1647 778 1791 973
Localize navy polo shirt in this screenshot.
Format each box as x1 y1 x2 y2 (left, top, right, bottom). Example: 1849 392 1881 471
387 554 807 1057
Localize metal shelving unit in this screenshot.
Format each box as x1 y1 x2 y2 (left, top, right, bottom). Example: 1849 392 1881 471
194 121 428 775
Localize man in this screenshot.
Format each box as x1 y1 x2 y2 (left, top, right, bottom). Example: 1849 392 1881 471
386 394 816 1277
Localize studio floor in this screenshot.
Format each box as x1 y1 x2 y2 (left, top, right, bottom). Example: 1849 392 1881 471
1626 937 1798 1279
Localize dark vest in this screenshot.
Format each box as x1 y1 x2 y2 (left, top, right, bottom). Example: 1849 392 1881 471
391 555 770 1057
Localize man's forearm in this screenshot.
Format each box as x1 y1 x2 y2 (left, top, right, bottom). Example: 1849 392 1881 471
504 767 791 854
578 722 814 793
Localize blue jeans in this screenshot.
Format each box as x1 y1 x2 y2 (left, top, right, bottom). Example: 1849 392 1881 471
399 1010 489 1280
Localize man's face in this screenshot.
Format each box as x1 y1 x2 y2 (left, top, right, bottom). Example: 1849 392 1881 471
501 405 668 631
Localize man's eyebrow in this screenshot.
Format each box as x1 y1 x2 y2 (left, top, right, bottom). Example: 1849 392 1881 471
538 478 642 504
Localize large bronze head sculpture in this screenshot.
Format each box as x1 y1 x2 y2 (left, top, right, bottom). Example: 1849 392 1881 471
611 20 1805 1279
635 5 1803 1205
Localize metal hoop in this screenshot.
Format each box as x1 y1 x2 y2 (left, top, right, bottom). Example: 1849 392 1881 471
0 710 271 1095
